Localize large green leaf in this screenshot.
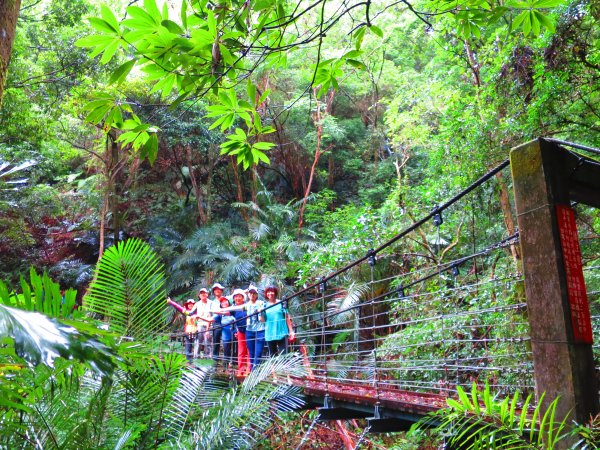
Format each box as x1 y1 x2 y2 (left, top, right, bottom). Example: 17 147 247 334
0 304 115 375
84 238 168 342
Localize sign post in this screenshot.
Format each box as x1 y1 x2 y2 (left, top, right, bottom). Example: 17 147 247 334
511 139 598 443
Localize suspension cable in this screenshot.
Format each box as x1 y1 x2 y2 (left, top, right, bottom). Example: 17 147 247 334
286 159 510 302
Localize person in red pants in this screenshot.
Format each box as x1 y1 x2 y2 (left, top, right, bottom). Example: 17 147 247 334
216 288 252 376
231 289 250 376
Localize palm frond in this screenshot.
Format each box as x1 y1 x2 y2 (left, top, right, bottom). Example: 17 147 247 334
327 282 370 326
0 268 78 318
0 304 115 374
163 365 211 441
84 238 168 342
166 267 201 292
248 219 271 241
0 159 37 197
171 250 205 271
242 353 308 391
188 354 306 450
232 201 268 218
215 254 258 285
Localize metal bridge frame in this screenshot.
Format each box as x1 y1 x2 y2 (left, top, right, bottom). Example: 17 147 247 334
511 139 599 434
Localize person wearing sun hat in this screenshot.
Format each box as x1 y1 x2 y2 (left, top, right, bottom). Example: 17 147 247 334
230 288 250 375
195 287 216 358
244 284 266 370
217 284 265 372
210 282 226 363
166 297 199 363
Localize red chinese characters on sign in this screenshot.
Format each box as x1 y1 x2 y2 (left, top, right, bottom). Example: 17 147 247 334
556 204 593 344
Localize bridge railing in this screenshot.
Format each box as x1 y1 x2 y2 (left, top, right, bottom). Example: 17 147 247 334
288 160 537 400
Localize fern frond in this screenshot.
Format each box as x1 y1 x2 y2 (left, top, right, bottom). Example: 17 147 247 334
84 238 168 342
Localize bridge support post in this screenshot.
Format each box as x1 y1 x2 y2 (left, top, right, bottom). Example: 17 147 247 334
511 139 599 438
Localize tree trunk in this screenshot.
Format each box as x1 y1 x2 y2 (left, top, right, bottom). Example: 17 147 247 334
231 156 248 221
98 189 109 260
495 172 520 261
251 166 259 217
298 89 335 230
334 420 355 450
0 0 22 104
186 145 207 225
110 136 120 244
464 39 481 87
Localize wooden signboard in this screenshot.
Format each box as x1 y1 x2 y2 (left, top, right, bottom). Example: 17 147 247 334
555 204 593 344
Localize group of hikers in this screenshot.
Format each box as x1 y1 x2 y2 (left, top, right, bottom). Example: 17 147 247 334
167 283 295 376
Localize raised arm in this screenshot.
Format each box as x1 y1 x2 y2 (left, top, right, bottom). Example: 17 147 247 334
167 298 185 314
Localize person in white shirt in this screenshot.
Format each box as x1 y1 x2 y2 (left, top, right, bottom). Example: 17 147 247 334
194 287 216 358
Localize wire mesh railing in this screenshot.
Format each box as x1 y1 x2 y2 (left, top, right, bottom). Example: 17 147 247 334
164 146 599 414
274 159 539 402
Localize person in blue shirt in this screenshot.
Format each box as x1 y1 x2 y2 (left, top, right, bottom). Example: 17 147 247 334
217 285 265 373
245 285 266 370
218 296 236 369
211 283 225 363
263 286 295 356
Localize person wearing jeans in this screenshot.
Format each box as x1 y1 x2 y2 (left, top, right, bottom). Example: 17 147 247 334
218 297 236 369
217 284 266 372
245 285 266 370
210 283 225 363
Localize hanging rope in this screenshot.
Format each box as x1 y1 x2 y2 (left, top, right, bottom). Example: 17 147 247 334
320 278 329 394
368 249 381 403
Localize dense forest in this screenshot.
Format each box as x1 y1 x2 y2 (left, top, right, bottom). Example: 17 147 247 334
0 0 599 448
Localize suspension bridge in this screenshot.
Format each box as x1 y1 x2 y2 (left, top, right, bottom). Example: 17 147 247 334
193 139 600 448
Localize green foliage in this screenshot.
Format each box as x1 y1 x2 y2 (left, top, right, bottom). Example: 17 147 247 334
0 247 307 449
0 267 78 318
84 238 168 341
0 302 115 373
189 354 306 449
73 0 563 170
81 93 160 164
168 221 259 290
572 414 600 449
419 383 569 449
423 0 563 38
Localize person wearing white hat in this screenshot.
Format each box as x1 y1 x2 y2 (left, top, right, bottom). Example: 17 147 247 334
211 283 225 363
231 289 250 375
195 287 216 358
244 285 266 370
218 284 265 372
212 288 250 375
166 297 200 363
